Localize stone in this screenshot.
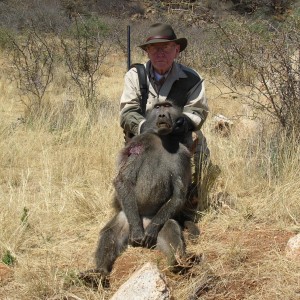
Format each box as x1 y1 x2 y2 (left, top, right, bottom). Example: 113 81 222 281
286 233 300 259
212 114 234 137
110 262 171 300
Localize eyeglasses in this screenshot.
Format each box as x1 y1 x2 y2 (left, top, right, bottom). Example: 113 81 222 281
146 44 176 54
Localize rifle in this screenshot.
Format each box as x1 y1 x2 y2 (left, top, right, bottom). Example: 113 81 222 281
127 25 148 115
124 25 148 143
127 25 131 71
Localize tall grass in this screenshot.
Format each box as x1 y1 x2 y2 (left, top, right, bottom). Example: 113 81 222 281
0 35 299 300
0 56 125 298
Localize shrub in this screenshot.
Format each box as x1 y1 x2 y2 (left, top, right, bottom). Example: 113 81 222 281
66 16 109 39
2 250 16 266
0 27 14 49
202 16 300 137
60 17 112 113
8 25 55 111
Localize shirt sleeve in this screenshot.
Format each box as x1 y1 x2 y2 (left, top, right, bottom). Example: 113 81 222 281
183 75 209 131
120 68 146 136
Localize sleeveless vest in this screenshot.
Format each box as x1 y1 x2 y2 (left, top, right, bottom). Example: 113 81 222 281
166 70 200 108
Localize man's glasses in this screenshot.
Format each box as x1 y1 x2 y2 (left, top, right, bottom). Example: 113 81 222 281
146 44 176 54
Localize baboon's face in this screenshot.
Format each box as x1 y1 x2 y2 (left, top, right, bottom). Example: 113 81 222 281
150 102 181 135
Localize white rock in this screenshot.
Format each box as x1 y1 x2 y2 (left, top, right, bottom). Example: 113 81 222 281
286 233 300 259
110 262 171 300
212 114 234 125
212 114 234 137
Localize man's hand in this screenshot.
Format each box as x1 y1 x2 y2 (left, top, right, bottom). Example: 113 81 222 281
173 116 193 134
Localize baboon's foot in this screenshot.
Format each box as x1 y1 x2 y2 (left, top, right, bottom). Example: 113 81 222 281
78 269 110 289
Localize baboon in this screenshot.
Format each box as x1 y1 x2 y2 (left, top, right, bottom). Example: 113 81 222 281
92 101 194 283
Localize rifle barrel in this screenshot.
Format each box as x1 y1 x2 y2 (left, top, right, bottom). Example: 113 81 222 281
127 25 131 71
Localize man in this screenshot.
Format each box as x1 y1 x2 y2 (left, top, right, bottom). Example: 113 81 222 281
120 23 211 219
120 23 208 141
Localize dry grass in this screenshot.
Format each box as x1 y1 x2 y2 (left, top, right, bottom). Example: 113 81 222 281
0 48 299 300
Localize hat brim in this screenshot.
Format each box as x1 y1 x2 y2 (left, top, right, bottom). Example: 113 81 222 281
139 37 187 52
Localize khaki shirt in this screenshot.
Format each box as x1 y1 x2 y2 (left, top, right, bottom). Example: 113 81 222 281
120 61 209 136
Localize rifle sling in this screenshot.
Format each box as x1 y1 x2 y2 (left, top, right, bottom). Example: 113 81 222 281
130 63 148 115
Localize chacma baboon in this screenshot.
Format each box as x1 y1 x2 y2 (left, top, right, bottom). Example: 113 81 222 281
89 102 196 285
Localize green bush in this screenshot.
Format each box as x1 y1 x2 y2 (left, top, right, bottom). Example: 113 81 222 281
0 27 14 49
2 250 16 266
67 16 109 39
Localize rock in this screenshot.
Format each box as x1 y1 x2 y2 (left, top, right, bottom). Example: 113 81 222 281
211 113 262 140
110 262 171 300
286 233 300 259
110 247 167 287
212 114 234 137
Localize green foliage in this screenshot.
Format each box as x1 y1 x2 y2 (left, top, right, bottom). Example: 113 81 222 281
2 250 16 266
21 207 29 225
244 20 272 37
0 27 14 49
68 16 109 39
282 5 300 26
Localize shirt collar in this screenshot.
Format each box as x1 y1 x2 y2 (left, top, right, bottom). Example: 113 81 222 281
149 63 173 82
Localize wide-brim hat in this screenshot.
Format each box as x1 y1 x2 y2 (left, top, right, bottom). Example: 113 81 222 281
139 23 187 52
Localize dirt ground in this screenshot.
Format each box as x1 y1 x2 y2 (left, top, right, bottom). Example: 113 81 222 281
102 224 294 299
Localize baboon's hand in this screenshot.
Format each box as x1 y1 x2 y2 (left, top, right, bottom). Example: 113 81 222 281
129 227 144 247
142 223 160 248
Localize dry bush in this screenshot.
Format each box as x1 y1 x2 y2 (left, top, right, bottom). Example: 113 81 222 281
0 0 70 32
59 16 112 113
8 25 55 112
195 16 300 138
6 16 122 128
231 0 295 15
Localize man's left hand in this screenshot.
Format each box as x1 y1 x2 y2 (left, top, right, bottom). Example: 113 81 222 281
173 116 193 134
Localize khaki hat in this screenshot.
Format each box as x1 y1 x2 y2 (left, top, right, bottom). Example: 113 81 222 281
139 23 187 52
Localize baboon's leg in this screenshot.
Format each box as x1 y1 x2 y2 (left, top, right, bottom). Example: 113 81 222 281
95 211 129 275
156 219 186 267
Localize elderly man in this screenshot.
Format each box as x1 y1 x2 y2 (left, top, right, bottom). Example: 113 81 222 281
120 23 211 219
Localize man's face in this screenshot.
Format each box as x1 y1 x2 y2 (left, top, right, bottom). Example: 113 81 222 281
146 42 180 75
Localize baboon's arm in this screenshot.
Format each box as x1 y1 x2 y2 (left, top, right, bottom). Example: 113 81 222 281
114 179 144 246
